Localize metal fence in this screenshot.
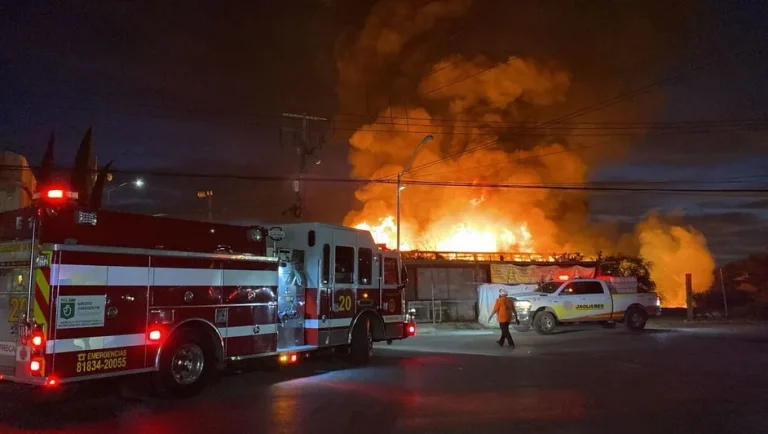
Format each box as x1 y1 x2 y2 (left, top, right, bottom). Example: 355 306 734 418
408 301 441 323
407 300 477 323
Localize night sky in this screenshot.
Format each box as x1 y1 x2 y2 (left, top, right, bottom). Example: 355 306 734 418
1 0 767 264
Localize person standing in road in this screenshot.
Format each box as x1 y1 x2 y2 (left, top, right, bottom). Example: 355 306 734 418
488 288 519 347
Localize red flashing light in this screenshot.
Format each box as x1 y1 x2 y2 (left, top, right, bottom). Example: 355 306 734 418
30 360 42 373
558 274 569 281
148 329 162 341
46 378 58 387
0 374 4 381
31 333 44 348
406 323 416 336
46 189 64 199
290 354 297 363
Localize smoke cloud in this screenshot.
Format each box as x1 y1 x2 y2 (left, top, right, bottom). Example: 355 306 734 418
636 214 716 307
336 0 716 305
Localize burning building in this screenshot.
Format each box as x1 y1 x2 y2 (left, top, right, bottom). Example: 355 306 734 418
335 0 715 308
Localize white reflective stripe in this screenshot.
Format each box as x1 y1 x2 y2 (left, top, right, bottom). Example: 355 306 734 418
46 333 145 354
52 265 277 287
152 268 223 286
304 318 352 329
108 266 151 286
44 325 283 354
382 315 404 323
223 270 278 286
219 324 278 338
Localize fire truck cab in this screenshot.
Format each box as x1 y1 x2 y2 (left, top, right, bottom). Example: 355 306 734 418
266 223 410 351
0 190 414 397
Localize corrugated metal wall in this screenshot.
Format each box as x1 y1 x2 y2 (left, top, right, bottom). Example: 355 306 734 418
404 264 490 321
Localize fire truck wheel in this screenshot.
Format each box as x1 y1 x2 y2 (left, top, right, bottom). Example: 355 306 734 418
533 311 557 335
625 307 648 331
350 318 373 364
153 329 215 398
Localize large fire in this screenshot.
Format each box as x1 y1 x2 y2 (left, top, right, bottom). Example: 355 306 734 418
355 215 534 253
336 0 715 307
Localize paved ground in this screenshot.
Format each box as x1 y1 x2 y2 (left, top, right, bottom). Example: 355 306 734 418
1 322 768 433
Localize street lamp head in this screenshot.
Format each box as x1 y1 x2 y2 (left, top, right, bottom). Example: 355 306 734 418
134 179 144 188
422 135 434 144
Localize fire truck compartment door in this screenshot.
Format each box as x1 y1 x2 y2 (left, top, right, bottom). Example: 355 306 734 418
0 242 33 377
276 263 306 350
329 229 357 346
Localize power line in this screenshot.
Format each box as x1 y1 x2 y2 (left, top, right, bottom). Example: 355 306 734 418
421 57 515 96
3 164 767 195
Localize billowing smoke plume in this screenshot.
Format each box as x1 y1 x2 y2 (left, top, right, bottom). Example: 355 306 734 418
343 54 580 254
336 0 715 306
636 214 715 306
335 0 472 114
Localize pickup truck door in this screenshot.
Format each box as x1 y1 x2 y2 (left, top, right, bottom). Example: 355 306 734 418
556 281 612 321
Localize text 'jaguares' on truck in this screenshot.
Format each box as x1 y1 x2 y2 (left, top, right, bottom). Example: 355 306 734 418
0 188 415 397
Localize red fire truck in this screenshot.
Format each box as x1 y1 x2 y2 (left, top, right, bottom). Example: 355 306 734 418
0 188 415 397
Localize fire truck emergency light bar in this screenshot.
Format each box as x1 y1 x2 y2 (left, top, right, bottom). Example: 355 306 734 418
32 189 79 201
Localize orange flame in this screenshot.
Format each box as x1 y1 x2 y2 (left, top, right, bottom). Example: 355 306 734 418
355 214 535 254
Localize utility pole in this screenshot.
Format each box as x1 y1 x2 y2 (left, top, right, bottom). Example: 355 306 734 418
197 190 213 222
719 268 729 318
280 112 327 219
685 273 693 321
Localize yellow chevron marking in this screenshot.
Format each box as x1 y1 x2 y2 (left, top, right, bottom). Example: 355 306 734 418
33 268 50 328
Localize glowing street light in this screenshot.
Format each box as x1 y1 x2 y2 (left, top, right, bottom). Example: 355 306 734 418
106 178 144 206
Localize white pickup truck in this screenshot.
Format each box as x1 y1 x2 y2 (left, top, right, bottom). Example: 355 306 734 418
511 279 661 334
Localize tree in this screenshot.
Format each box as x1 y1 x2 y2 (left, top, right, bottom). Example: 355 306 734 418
37 131 55 190
600 255 656 293
70 127 94 206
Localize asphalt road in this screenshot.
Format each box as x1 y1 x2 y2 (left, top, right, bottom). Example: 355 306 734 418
1 323 768 434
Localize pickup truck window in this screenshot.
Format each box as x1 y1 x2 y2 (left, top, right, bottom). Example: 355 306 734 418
561 281 604 295
538 282 561 293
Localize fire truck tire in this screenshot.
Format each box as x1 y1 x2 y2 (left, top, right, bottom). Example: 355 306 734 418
349 317 373 364
533 311 557 335
625 307 648 331
153 329 215 398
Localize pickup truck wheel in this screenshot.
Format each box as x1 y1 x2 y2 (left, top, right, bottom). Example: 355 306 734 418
533 312 557 335
625 307 648 331
513 324 531 332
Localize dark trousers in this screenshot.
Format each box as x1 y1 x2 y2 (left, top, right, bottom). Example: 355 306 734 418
498 322 515 346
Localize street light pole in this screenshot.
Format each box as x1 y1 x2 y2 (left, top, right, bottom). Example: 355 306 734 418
397 172 402 251
106 179 144 206
396 135 434 252
197 190 214 222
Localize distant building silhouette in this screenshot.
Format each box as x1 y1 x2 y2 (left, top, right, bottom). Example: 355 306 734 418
0 151 36 211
